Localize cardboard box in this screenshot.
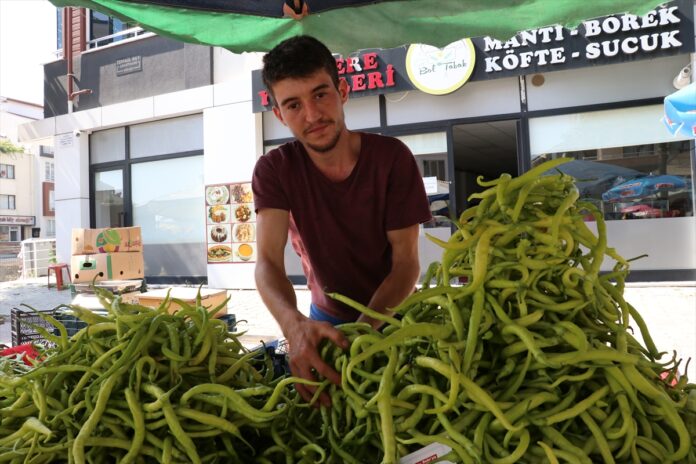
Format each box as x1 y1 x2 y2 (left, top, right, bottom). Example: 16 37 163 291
71 227 143 255
71 252 144 284
137 288 228 317
71 292 141 309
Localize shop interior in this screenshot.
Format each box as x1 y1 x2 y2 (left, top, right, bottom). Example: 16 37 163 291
452 120 519 216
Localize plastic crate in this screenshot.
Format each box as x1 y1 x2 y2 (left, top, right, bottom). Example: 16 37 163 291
255 338 289 378
11 308 59 347
218 314 237 333
11 308 88 347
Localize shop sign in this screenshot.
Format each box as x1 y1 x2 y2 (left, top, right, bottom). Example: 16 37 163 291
116 55 143 76
253 48 412 112
0 215 34 226
406 39 476 95
472 1 692 78
251 0 692 112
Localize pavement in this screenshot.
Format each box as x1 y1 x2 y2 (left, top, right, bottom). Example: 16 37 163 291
0 277 311 350
0 277 694 380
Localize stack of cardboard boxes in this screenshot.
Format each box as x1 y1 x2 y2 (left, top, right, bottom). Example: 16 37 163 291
68 226 231 321
70 227 145 305
71 226 144 282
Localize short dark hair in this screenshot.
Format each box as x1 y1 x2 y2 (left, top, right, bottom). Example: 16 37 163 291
262 35 339 105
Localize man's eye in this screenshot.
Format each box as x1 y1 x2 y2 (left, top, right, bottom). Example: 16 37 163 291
315 92 326 99
287 103 300 110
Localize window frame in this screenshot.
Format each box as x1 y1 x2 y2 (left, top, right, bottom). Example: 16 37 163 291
0 194 16 210
45 161 55 182
0 164 15 179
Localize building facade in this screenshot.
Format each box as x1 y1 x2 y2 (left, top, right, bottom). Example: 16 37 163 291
19 2 696 285
0 98 55 245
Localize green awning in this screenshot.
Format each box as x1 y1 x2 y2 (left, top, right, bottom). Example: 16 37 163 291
51 0 671 55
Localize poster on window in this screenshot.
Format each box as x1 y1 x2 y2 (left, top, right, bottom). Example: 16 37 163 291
205 182 256 263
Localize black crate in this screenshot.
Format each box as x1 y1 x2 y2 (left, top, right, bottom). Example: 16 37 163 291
11 308 59 347
11 308 87 347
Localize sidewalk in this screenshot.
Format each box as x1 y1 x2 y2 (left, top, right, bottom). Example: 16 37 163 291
0 278 694 380
0 277 311 349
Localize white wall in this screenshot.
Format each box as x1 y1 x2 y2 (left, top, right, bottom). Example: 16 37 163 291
526 55 689 111
204 102 263 289
587 217 696 272
53 132 89 263
386 77 521 125
212 48 264 85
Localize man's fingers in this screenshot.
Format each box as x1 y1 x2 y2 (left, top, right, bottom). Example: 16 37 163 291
309 356 341 386
290 361 332 407
316 322 350 350
295 382 313 403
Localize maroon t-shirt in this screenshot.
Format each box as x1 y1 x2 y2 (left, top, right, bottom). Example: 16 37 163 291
252 132 432 321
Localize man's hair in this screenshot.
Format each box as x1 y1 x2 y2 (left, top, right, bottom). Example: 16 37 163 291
262 35 339 105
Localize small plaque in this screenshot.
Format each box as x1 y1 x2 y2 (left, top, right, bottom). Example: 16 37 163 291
116 55 142 76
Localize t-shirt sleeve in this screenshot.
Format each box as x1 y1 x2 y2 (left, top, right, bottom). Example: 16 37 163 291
251 151 290 213
385 140 433 231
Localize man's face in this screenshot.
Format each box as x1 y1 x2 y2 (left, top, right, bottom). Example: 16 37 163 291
271 69 349 154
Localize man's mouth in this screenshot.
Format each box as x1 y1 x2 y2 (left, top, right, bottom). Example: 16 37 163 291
305 121 332 135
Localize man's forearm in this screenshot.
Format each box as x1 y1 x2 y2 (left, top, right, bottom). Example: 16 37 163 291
361 264 420 328
255 260 306 336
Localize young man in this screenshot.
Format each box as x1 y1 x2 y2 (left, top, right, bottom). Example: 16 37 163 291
252 35 431 404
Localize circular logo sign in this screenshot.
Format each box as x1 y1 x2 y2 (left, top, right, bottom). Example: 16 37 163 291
405 39 476 95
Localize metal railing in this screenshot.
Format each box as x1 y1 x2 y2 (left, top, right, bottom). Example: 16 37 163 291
86 27 152 50
19 239 57 280
20 238 57 279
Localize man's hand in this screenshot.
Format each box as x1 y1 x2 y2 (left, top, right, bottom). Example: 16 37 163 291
285 317 349 407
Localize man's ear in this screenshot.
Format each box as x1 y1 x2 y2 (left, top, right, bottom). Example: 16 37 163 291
338 78 350 103
272 106 287 126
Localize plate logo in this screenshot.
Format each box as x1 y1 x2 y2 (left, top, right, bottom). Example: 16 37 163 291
406 39 476 95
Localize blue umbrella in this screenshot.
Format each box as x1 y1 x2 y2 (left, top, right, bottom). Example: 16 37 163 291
663 82 696 139
601 174 688 202
542 159 641 199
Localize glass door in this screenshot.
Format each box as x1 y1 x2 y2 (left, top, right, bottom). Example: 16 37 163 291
94 169 124 228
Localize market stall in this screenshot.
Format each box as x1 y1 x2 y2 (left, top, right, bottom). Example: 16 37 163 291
1 159 694 462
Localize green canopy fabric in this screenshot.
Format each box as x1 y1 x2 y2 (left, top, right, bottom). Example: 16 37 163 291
51 0 669 55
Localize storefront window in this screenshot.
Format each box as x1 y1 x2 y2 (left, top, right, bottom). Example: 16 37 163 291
94 170 124 227
530 105 694 221
91 128 125 164
398 132 450 228
130 115 203 159
131 155 205 277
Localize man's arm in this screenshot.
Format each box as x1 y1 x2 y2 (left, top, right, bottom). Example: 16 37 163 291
358 223 421 328
255 208 348 405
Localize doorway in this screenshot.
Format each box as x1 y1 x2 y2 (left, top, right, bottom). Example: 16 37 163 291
452 120 519 216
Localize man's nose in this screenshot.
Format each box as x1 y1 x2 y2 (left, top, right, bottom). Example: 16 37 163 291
304 100 322 121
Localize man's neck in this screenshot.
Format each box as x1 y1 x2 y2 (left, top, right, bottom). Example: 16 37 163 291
305 130 361 182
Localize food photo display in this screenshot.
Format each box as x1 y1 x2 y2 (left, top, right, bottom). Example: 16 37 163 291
204 182 256 263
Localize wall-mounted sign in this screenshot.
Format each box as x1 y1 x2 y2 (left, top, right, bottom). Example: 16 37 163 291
116 55 143 76
477 3 690 76
406 39 476 95
250 0 692 112
422 176 438 195
0 215 34 225
57 133 73 147
253 48 412 112
205 183 256 264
